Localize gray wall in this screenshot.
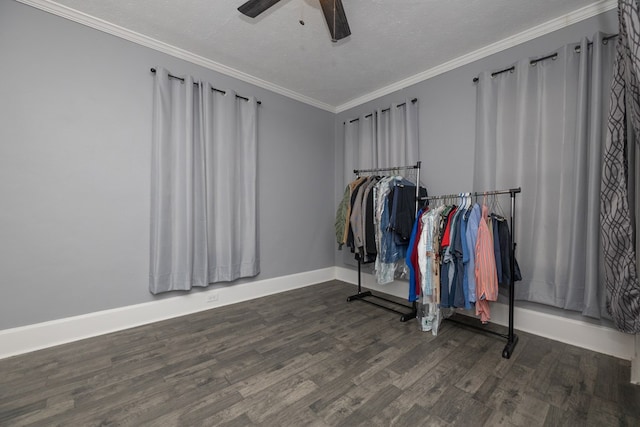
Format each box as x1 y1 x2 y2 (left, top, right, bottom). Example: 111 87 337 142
0 1 336 329
334 10 619 322
0 1 621 331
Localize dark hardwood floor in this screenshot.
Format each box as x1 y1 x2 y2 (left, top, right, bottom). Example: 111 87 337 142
1 280 639 426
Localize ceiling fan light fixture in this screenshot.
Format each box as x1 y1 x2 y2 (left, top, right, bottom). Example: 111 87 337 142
238 0 351 42
237 0 281 18
319 0 350 42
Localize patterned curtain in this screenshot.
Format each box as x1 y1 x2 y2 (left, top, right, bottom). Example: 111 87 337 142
601 0 640 333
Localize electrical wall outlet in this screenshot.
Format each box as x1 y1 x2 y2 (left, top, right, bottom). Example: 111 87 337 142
205 292 219 303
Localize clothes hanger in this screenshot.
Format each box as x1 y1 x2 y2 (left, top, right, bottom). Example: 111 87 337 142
492 193 506 220
463 193 473 220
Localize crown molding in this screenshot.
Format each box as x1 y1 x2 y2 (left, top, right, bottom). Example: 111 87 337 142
14 0 337 113
335 0 618 113
15 0 616 114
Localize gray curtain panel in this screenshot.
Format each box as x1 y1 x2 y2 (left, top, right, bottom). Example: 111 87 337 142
474 33 615 318
343 99 419 184
150 68 259 294
601 0 640 334
344 113 376 183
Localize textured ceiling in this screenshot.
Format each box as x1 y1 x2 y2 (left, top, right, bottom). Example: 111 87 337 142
20 0 615 111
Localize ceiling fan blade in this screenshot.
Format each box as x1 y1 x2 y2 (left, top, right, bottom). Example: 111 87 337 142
318 0 351 42
238 0 281 18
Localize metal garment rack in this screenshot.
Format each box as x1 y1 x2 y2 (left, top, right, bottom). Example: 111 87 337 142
425 187 521 358
346 161 422 322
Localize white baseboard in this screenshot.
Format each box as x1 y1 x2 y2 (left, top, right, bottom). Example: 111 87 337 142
632 336 640 385
2 265 636 370
0 267 335 360
336 266 636 361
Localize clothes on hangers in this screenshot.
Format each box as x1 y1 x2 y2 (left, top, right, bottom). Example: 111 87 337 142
492 215 503 284
408 196 521 332
465 204 481 304
495 217 522 293
406 207 425 302
374 176 396 283
412 205 445 332
346 178 370 254
350 176 374 251
336 173 425 285
440 206 458 308
335 177 367 250
361 177 380 262
335 186 350 250
376 176 415 283
391 184 421 244
475 203 499 323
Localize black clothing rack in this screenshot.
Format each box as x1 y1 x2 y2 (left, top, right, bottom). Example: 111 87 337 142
424 187 521 359
346 161 422 322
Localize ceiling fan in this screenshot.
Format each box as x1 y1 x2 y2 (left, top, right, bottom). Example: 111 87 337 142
238 0 351 42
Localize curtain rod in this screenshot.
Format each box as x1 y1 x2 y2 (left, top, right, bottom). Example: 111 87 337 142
472 33 619 83
150 68 261 105
345 98 418 124
354 161 421 175
574 33 619 52
424 187 521 201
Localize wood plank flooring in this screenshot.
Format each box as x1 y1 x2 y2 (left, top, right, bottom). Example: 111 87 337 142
1 280 639 426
